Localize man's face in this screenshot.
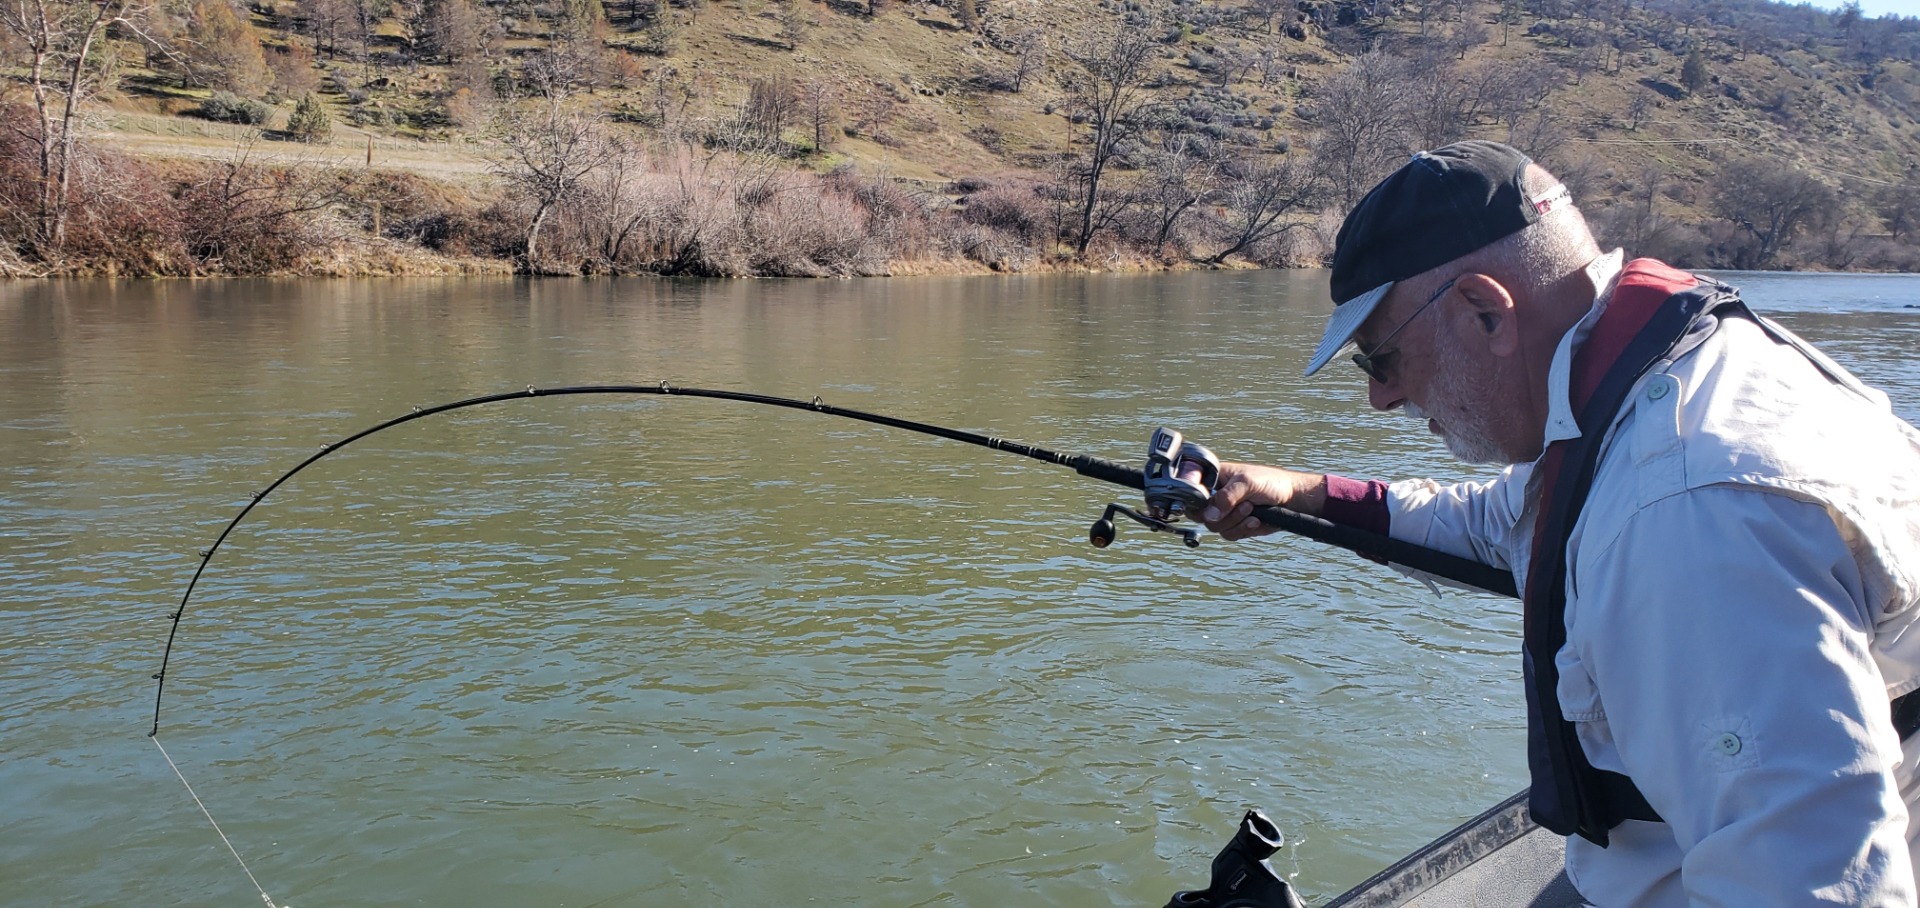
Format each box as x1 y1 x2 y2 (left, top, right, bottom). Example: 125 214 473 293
1354 276 1520 466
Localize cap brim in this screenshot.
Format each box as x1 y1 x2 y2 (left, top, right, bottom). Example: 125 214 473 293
1304 282 1392 376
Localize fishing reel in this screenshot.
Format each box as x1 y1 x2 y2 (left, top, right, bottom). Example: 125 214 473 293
1089 427 1221 549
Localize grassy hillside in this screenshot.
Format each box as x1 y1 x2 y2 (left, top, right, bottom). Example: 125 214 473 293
6 0 1920 275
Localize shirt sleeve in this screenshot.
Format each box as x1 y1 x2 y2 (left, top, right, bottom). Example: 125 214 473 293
1381 463 1531 574
1322 474 1391 535
1573 486 1914 906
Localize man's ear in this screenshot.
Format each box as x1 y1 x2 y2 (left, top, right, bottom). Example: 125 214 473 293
1451 272 1519 358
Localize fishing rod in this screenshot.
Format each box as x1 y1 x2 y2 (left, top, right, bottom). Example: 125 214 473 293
147 381 1517 736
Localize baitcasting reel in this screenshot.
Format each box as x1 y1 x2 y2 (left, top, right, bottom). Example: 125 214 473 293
1089 427 1221 549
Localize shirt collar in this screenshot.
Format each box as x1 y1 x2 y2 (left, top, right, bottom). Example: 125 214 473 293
1540 249 1627 448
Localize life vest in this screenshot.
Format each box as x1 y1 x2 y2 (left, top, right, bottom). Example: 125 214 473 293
1521 258 1920 846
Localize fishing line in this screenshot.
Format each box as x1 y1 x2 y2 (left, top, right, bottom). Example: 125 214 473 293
151 735 284 908
144 381 1517 901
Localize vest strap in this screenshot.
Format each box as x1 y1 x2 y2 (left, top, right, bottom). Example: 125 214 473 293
1525 261 1736 846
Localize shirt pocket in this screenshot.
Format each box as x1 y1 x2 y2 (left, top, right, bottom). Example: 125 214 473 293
1624 372 1688 509
1554 645 1605 723
1555 647 1627 772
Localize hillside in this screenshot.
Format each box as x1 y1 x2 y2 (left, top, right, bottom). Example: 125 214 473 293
6 0 1920 276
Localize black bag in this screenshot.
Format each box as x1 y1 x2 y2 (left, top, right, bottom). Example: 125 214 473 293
1164 809 1306 908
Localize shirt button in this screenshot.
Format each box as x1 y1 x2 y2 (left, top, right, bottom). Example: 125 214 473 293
1717 733 1742 755
1647 380 1671 401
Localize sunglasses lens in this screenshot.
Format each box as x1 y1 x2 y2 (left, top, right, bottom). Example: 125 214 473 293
1351 352 1381 383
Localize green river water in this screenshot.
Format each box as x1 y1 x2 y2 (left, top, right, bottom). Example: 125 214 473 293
3 270 1917 907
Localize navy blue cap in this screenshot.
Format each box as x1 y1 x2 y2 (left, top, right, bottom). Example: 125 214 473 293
1305 141 1566 376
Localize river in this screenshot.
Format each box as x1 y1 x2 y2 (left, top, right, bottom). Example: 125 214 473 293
2 270 1916 907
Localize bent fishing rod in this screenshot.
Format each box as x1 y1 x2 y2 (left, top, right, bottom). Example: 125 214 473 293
147 382 1518 736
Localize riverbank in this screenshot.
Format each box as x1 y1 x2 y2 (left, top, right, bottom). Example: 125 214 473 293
2 119 1319 280
8 119 1918 280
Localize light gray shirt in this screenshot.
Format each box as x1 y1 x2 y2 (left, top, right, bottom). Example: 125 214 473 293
1385 253 1920 906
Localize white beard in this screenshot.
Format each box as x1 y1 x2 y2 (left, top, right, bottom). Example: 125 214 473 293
1406 337 1510 466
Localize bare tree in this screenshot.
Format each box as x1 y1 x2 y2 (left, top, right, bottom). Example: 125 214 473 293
1404 50 1487 150
521 31 604 99
491 106 614 270
847 82 901 144
300 0 353 57
349 0 387 77
182 0 271 91
642 64 699 138
418 0 484 63
579 131 655 267
776 0 811 49
1477 59 1562 147
1009 28 1046 92
1060 24 1160 256
1246 0 1288 34
1309 50 1415 207
1598 165 1675 253
1447 16 1489 58
1806 205 1866 270
1133 135 1219 253
799 78 838 154
1497 0 1521 45
1710 157 1838 269
1204 153 1319 264
1207 41 1255 88
1624 91 1653 130
0 0 173 258
1871 178 1920 240
740 74 799 150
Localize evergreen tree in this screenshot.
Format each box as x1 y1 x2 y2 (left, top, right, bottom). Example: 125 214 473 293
1681 44 1709 96
288 92 332 142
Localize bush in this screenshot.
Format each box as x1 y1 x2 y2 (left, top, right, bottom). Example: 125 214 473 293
958 177 1050 245
347 105 397 128
198 92 272 125
172 157 342 272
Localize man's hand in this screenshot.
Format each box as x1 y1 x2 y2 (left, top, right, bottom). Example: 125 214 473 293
1200 463 1328 541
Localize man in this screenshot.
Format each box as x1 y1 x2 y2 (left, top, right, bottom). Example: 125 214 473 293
1199 140 1920 905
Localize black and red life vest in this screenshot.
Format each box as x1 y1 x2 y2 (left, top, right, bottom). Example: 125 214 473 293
1523 259 1919 846
1521 258 1733 846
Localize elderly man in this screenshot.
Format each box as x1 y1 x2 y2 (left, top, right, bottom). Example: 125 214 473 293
1199 140 1920 905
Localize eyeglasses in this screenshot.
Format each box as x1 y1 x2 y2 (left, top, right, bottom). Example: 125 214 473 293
1351 277 1457 384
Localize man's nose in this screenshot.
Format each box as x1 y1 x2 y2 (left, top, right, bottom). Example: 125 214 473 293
1367 375 1405 412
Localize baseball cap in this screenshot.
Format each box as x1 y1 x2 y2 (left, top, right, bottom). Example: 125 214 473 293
1303 140 1570 376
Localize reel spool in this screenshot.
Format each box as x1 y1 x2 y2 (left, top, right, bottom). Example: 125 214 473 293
1089 427 1221 549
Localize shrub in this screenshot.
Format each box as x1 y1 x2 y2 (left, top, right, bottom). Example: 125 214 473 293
172 156 343 272
198 92 272 125
958 177 1050 245
347 105 396 128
